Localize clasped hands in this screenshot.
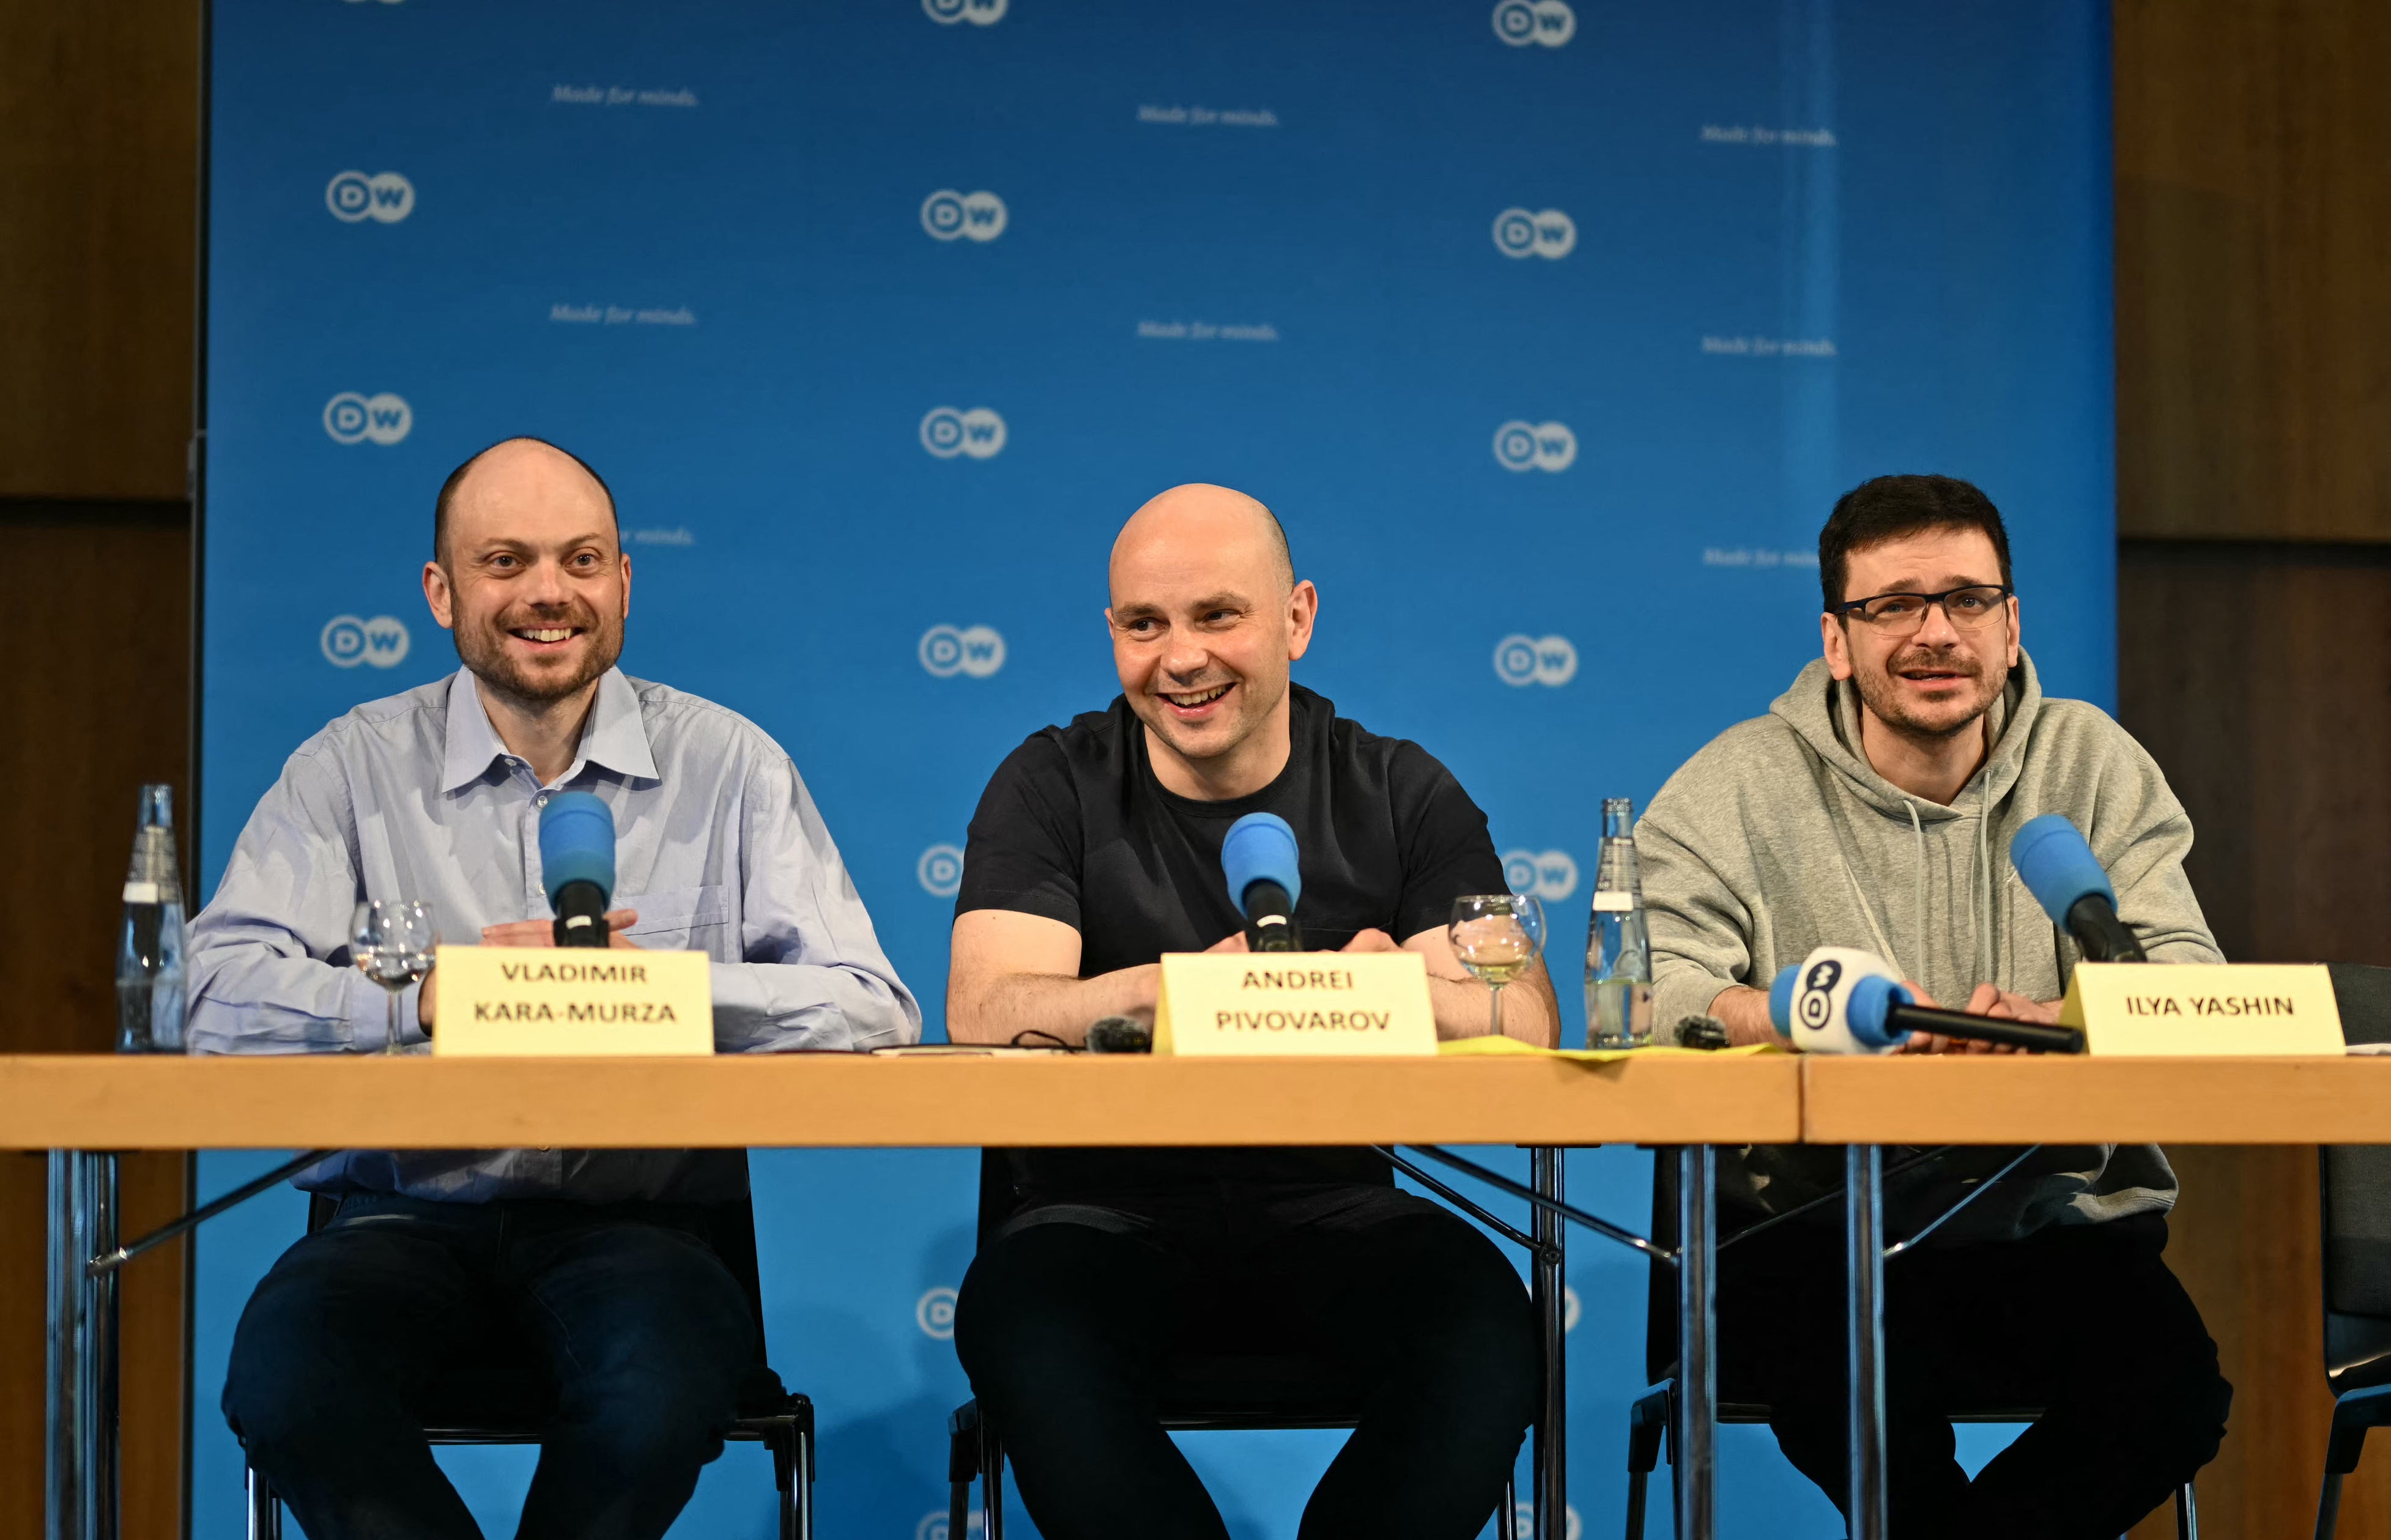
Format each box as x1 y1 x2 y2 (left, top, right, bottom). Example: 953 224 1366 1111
415 909 645 1029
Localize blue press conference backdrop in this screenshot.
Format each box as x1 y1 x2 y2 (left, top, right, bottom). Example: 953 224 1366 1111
195 2 2113 1536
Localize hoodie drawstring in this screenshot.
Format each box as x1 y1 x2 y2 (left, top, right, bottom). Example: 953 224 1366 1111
1905 800 1926 982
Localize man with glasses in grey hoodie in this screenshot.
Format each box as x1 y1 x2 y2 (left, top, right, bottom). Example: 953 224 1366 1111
1639 475 2230 1538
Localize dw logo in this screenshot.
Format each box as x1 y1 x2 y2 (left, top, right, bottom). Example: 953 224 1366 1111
1493 420 1575 473
922 190 1008 242
920 407 1007 459
917 844 966 898
325 170 415 223
916 1286 960 1339
923 0 1007 23
917 1510 985 1540
1503 849 1579 902
920 624 1006 678
1492 0 1575 46
321 615 410 669
1493 634 1578 688
324 392 412 446
1491 207 1576 259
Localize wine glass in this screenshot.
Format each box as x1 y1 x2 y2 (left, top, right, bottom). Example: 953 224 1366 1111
1449 894 1546 1039
352 900 436 1055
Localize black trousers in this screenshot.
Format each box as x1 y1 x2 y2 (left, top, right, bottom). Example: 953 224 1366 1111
222 1193 755 1540
952 1182 1540 1540
1716 1210 2231 1539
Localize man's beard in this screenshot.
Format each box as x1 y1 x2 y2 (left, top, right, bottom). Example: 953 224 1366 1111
1853 642 2005 742
453 602 623 709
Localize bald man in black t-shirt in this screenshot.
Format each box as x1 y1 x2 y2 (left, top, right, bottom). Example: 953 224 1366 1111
946 484 1554 1540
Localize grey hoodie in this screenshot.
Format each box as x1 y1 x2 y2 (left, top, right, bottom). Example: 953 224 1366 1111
1639 649 2223 1243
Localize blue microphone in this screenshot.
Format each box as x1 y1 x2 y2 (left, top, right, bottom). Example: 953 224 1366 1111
538 791 616 949
1221 812 1303 953
2009 813 2147 963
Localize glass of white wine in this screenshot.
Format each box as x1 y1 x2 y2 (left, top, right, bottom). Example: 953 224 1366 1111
1448 894 1546 1039
351 899 436 1055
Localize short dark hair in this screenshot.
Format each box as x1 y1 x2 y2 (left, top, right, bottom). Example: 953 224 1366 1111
432 437 618 563
1818 474 2012 612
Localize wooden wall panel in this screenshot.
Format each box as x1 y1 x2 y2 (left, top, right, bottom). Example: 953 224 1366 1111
2118 542 2391 1538
0 509 193 1539
2118 540 2391 968
0 0 199 500
2115 0 2391 542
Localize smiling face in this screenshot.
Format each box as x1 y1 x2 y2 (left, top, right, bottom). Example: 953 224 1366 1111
1821 525 2020 741
422 439 629 710
1105 484 1314 796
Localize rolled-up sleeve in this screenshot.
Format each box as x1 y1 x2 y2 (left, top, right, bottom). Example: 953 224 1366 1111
712 753 922 1052
187 748 426 1054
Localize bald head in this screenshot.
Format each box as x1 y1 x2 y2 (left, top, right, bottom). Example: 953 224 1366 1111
434 437 617 566
1103 483 1316 798
1110 483 1294 599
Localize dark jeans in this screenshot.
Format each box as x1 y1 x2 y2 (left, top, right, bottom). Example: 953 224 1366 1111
952 1183 1539 1540
1716 1210 2231 1539
223 1193 755 1540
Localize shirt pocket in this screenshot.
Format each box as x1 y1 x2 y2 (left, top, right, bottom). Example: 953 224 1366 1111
614 884 732 954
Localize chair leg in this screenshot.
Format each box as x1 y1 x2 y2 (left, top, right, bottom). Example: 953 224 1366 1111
798 1415 817 1540
983 1424 1005 1540
2175 1479 2196 1540
245 1462 281 1540
1625 1387 1667 1540
1500 1470 1518 1540
2316 1471 2344 1540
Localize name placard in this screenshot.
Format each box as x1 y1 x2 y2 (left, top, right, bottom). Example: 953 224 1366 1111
2060 961 2346 1056
431 945 714 1057
1152 952 1438 1056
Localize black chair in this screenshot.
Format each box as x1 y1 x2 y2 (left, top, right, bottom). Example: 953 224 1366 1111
242 1177 815 1540
2313 962 2391 1540
945 1150 1536 1540
1624 1152 2197 1540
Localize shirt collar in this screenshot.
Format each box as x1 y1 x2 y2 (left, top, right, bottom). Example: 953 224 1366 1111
438 667 658 793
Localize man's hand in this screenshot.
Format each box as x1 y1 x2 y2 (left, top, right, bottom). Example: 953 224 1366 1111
480 910 642 949
1340 928 1399 953
1968 983 2063 1024
1205 930 1249 954
1894 982 2055 1054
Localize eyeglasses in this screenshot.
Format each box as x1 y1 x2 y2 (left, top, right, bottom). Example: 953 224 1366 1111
1832 584 2013 632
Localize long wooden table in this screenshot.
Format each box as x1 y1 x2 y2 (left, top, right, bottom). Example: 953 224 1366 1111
8 1050 1798 1540
0 1049 1803 1150
28 1051 2383 1540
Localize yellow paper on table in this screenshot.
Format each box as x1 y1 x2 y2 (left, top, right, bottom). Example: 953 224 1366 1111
1439 1036 1784 1062
1152 952 1437 1056
2059 961 2345 1056
430 944 713 1057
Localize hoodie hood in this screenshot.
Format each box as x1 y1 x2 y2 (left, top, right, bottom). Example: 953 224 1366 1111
1758 651 2043 990
1768 650 2041 824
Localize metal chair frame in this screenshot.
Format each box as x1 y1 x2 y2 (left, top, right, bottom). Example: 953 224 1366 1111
1623 1383 2195 1540
240 1184 816 1540
245 1404 814 1540
944 1145 1565 1540
2311 963 2391 1540
1626 1147 2200 1540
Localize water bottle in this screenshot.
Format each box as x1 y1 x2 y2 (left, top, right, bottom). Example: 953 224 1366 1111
116 783 188 1053
1585 796 1654 1048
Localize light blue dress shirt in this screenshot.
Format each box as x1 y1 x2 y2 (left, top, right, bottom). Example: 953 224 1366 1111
187 666 921 1201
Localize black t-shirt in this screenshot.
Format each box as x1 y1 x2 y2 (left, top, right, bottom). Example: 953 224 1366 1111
956 684 1507 1208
